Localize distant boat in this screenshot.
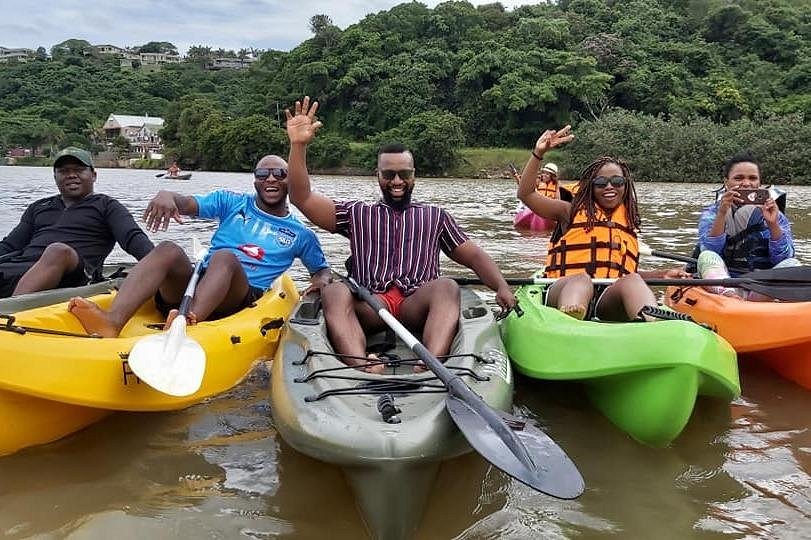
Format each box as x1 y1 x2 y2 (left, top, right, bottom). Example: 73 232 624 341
166 173 192 180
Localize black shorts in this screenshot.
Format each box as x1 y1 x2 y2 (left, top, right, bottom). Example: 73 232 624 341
154 285 264 319
0 257 88 298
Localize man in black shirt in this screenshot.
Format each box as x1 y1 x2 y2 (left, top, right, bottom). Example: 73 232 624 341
0 146 154 297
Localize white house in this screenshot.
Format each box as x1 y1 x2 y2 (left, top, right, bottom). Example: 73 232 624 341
102 114 166 158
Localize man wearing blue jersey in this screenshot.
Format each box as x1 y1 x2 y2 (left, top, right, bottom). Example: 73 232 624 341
69 154 331 338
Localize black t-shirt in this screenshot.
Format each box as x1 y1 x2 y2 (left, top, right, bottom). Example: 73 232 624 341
0 193 154 276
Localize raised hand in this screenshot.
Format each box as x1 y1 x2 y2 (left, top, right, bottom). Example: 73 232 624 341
143 191 182 232
285 96 323 145
534 125 574 158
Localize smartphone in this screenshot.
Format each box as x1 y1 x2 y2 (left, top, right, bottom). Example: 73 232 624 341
736 188 770 205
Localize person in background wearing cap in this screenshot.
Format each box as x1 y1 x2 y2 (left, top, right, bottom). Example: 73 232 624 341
68 154 331 338
0 146 154 298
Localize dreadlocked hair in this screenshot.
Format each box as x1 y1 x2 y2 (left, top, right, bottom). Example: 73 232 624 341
569 156 641 233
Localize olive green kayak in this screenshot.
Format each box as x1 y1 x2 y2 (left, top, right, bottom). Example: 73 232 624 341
500 285 740 447
270 287 513 540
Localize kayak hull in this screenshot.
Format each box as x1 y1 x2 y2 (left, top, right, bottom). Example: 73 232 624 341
271 287 513 539
513 207 555 232
166 173 192 180
0 275 298 456
666 286 811 389
501 285 740 447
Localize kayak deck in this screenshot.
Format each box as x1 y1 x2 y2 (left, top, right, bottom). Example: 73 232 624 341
0 275 298 456
501 285 740 447
666 285 811 389
271 287 513 539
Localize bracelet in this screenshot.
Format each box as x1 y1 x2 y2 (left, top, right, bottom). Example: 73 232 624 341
531 150 542 161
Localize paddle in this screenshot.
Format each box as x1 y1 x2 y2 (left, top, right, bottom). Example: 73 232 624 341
344 275 585 499
637 240 697 265
127 238 209 397
451 266 811 301
155 173 166 178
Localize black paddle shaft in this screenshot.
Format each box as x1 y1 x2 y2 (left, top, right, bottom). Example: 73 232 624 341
344 275 586 499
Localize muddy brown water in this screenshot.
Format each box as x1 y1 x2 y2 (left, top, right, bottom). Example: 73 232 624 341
0 167 809 539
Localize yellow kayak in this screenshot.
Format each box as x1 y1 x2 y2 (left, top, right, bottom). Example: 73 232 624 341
0 274 298 456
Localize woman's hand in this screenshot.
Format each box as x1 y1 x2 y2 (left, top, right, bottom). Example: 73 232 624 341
534 125 574 158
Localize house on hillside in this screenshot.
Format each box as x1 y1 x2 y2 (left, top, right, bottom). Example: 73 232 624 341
102 114 165 158
205 56 257 70
0 47 34 63
94 44 126 56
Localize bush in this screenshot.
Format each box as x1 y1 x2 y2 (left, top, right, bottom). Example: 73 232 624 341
562 109 811 184
308 133 352 168
370 110 466 175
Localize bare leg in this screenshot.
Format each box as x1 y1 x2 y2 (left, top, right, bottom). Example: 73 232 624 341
68 241 192 337
13 243 80 295
595 273 657 322
189 250 251 320
321 281 386 373
545 273 593 319
399 278 460 357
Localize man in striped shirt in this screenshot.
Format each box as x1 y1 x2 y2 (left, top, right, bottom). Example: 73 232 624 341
286 97 515 373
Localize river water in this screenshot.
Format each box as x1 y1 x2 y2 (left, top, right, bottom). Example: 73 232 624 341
0 166 809 539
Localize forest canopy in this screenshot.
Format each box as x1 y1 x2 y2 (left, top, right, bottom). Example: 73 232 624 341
1 0 809 180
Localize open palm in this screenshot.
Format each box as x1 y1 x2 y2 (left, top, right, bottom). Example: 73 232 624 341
285 97 323 144
535 125 574 155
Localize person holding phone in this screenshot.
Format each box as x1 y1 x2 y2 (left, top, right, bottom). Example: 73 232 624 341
695 151 799 297
518 126 687 321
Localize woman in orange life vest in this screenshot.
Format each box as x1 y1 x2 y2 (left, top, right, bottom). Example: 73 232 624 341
518 125 689 321
511 162 560 198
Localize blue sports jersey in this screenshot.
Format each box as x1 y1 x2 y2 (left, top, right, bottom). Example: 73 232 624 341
194 191 329 289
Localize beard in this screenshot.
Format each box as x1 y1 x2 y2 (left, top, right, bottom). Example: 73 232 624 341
381 185 414 209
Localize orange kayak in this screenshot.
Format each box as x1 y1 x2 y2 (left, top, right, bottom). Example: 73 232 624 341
665 286 811 389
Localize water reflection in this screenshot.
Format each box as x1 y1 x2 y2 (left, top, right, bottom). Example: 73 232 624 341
0 167 809 538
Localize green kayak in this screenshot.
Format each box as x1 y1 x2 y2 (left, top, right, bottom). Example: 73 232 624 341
271 287 513 540
501 285 740 447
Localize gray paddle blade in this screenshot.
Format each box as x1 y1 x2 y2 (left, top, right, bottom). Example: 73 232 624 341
446 395 584 499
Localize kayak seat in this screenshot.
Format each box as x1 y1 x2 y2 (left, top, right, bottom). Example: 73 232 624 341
290 293 322 325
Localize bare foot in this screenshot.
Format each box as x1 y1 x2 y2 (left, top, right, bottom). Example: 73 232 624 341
67 297 119 338
163 309 198 330
413 361 429 373
559 304 587 320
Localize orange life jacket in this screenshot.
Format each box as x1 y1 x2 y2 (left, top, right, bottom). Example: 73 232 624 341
544 203 639 278
536 179 558 199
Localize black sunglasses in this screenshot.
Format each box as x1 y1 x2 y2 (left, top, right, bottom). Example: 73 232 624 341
592 175 626 188
379 169 414 181
254 167 288 181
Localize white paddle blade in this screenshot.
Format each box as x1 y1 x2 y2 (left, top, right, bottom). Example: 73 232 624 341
128 318 206 397
191 236 208 261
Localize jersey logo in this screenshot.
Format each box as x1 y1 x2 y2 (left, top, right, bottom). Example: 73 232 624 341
239 244 265 260
237 209 252 223
277 227 296 247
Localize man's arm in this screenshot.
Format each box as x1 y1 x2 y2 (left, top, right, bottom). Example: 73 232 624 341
286 97 337 232
105 198 155 261
142 190 199 233
448 240 516 310
0 204 37 256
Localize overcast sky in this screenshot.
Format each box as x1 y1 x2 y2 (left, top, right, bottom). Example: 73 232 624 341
1 0 531 54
